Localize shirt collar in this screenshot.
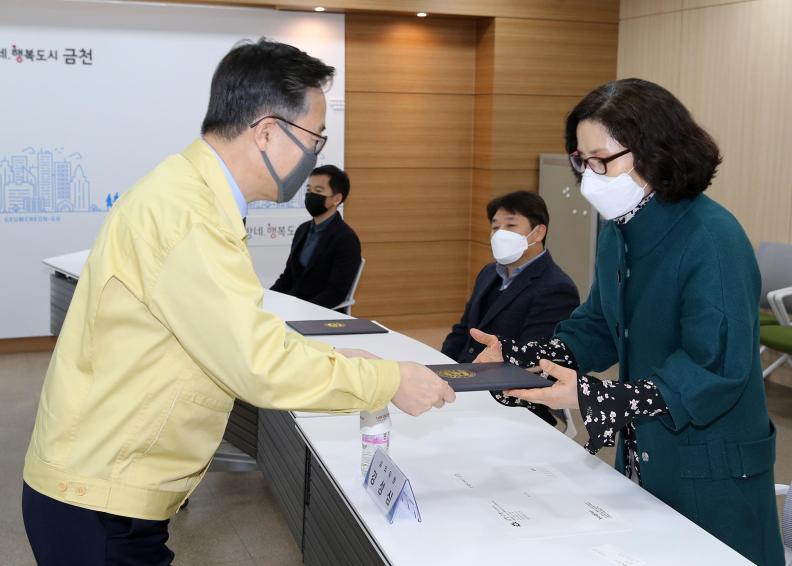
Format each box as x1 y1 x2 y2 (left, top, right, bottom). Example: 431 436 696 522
495 249 547 286
205 142 247 219
310 211 337 233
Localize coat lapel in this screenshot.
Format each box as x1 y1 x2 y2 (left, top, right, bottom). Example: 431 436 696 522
478 252 551 328
468 266 499 327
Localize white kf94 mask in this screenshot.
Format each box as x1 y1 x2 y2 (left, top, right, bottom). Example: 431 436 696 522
490 227 538 265
580 167 647 220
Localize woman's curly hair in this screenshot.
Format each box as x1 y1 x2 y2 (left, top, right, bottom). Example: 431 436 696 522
565 78 722 202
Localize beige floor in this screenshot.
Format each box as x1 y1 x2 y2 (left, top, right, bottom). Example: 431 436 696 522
1 338 790 565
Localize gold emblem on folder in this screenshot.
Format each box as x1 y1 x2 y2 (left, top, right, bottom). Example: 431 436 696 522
324 322 347 328
437 369 476 379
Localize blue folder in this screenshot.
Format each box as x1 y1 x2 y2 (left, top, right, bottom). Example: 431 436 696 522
286 319 388 336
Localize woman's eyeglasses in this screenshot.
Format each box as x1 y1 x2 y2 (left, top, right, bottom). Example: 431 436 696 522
569 148 631 175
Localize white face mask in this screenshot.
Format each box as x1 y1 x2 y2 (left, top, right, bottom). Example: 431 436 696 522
580 167 647 220
490 227 538 265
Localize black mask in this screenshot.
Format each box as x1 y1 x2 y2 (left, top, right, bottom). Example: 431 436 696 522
305 192 331 217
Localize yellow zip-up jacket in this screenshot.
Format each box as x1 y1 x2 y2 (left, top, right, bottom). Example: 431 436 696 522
24 139 400 520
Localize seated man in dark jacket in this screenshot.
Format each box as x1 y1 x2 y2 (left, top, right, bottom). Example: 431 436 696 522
271 165 361 309
441 190 579 424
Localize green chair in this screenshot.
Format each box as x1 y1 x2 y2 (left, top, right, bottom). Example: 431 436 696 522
759 311 778 355
760 310 779 326
761 326 792 377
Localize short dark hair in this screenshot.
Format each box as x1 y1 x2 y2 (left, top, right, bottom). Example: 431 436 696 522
565 78 721 202
201 38 335 139
486 191 550 244
310 165 350 202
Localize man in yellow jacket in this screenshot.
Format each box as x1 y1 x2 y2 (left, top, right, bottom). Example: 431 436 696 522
22 39 455 564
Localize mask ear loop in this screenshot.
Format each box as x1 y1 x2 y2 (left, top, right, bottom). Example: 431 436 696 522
626 166 651 193
524 225 540 248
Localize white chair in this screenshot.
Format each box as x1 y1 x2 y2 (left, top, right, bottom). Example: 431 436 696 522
758 243 792 314
562 409 577 439
333 258 366 315
769 287 792 327
550 409 577 439
763 285 792 379
776 482 792 565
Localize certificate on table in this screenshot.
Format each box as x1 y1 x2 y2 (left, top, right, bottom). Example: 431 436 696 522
286 319 388 335
450 463 629 540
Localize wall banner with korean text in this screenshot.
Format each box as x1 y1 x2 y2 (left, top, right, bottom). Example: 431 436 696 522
0 0 345 338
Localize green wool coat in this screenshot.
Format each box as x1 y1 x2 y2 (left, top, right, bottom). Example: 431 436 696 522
556 194 784 565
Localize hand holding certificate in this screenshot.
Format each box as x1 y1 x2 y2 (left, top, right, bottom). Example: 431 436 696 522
468 328 580 410
502 359 580 410
393 362 456 414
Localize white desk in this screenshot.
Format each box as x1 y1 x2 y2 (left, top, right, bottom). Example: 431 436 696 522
258 290 749 565
42 249 90 280
41 250 750 565
42 249 90 335
297 412 751 565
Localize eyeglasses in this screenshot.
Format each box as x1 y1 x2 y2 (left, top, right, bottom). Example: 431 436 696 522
249 115 328 155
569 148 631 175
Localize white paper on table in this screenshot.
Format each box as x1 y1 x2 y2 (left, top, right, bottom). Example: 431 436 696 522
590 544 647 566
450 463 630 540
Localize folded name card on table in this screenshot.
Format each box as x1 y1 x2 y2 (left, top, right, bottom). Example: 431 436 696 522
286 319 389 336
427 362 553 392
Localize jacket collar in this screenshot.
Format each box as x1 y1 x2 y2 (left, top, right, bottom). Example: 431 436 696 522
181 139 247 242
204 142 248 219
495 249 547 286
477 250 553 328
617 194 699 258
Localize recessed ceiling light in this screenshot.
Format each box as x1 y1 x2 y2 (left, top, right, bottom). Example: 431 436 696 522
417 12 427 17
314 6 326 12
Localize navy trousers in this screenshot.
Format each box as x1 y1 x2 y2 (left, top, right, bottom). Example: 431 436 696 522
22 482 174 565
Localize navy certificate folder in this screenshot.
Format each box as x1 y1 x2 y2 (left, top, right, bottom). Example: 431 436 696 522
427 362 553 392
286 319 389 336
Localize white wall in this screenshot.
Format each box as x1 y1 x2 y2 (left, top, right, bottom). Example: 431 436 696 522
0 0 345 338
618 0 792 246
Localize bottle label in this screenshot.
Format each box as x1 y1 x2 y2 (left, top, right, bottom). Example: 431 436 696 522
360 408 391 435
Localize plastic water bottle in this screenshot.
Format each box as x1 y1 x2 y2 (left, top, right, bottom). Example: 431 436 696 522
360 407 391 476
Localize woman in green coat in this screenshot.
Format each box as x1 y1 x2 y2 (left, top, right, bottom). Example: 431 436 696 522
472 78 784 565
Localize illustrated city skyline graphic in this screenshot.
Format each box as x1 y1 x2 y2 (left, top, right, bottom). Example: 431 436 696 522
0 147 328 214
0 147 101 213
